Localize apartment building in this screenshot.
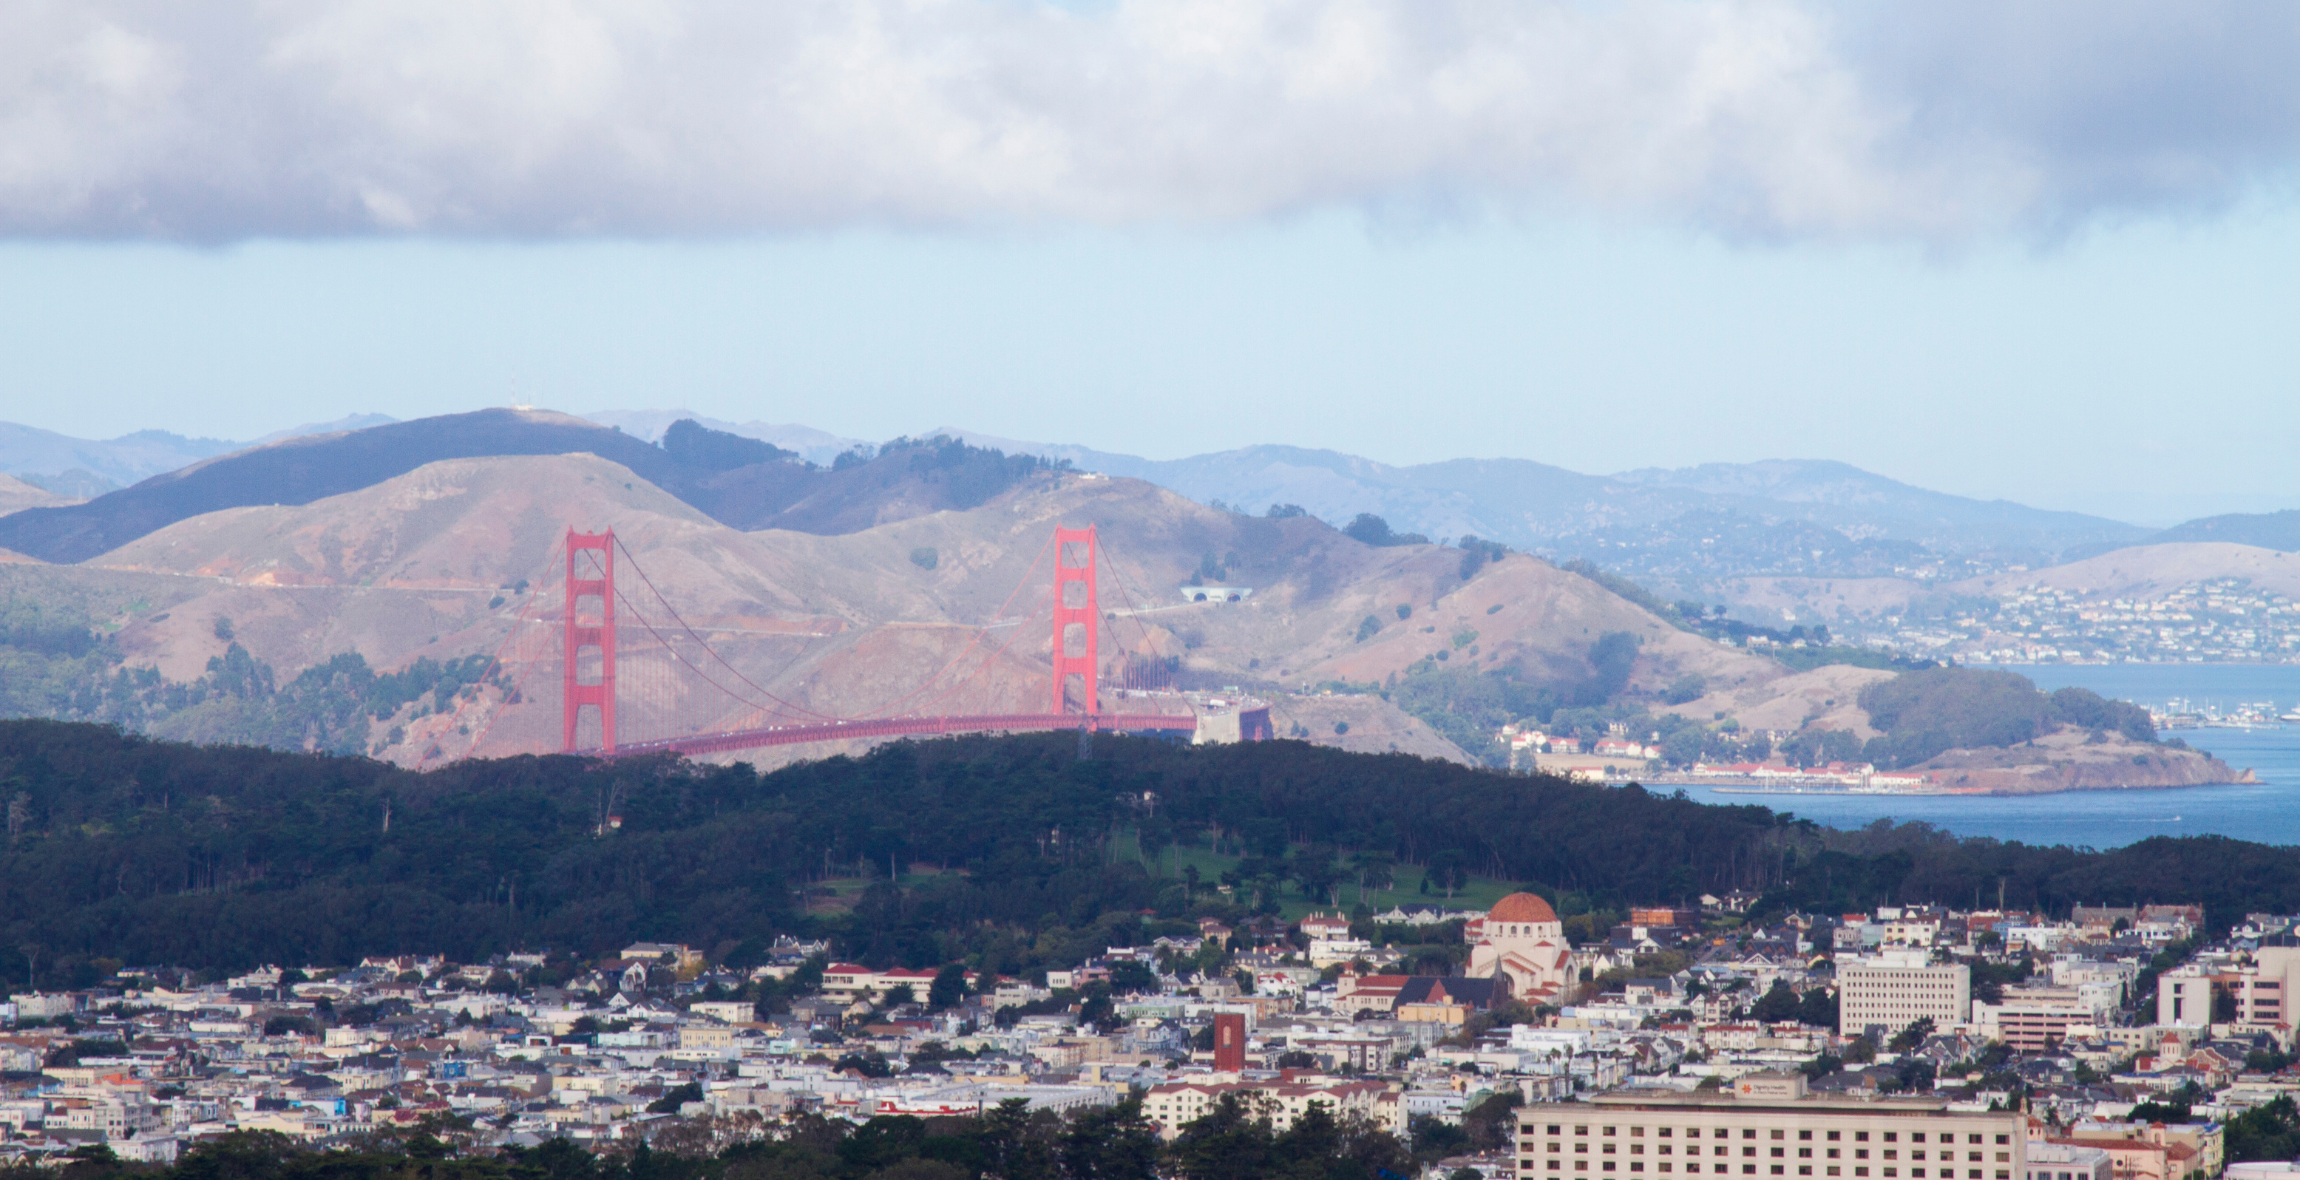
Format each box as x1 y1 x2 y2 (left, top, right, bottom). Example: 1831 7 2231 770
1836 952 1971 1036
1141 1077 1386 1139
1516 1074 2024 1180
1971 986 2102 1052
2156 946 2300 1047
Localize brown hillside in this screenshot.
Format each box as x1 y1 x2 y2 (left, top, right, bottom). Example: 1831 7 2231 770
1675 665 1897 738
0 473 76 517
65 453 1796 765
1947 542 2300 601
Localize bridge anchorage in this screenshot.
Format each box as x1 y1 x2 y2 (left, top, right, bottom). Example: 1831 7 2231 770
547 523 1272 760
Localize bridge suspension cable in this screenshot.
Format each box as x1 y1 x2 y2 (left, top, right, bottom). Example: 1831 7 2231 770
852 531 1057 720
496 523 1254 759
610 534 835 724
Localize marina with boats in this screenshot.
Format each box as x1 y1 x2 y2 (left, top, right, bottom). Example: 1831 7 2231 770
2146 697 2300 730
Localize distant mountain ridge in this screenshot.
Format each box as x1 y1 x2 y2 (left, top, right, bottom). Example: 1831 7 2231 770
2141 509 2300 552
0 414 402 496
1609 459 2145 552
0 411 1075 563
0 423 242 493
9 409 2276 577
583 409 868 466
0 410 688 563
928 431 2148 561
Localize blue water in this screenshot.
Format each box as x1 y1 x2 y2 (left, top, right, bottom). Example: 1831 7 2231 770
1678 665 2300 849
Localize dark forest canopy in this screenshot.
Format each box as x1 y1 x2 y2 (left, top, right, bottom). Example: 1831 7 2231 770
4 719 2300 990
0 1094 1418 1180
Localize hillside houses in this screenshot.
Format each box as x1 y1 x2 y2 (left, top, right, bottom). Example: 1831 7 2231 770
3 901 2297 1176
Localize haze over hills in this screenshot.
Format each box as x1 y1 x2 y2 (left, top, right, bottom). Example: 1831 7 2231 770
9 407 2300 682
0 408 1812 767
0 410 693 564
2134 509 2300 554
906 431 2152 569
39 449 1680 765
0 473 75 515
8 409 2279 580
0 422 241 495
0 414 397 498
1608 459 2147 554
0 408 2259 790
0 411 1078 564
582 409 867 466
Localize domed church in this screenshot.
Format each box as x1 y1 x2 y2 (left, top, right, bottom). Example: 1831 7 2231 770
1466 892 1573 1003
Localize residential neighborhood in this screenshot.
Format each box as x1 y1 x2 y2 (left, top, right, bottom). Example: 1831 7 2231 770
1860 579 2300 666
5 896 2299 1178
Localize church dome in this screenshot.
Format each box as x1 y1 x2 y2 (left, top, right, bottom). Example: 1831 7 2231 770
1489 892 1558 924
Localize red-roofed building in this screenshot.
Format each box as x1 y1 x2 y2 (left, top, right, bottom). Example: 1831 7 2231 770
1335 974 1410 1017
1467 893 1571 1004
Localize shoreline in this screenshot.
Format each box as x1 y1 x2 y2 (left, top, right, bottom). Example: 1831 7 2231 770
1678 775 2257 798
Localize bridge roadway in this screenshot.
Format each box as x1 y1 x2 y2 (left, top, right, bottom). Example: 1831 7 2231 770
597 712 1200 758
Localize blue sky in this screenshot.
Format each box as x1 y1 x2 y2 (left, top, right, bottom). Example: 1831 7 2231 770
2 1 2298 526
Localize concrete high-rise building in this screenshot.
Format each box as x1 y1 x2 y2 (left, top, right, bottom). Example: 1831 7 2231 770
1516 1074 2024 1180
1837 952 1970 1036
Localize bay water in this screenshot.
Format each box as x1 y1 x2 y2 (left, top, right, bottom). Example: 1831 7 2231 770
1675 664 2300 849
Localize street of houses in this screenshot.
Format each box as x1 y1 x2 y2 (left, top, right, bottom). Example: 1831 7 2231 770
4 898 2298 1179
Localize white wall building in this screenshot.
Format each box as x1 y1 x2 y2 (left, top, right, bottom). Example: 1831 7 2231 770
1836 952 1970 1036
2023 1142 2112 1180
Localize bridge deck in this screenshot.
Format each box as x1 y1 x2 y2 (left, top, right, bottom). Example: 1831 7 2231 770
595 712 1199 758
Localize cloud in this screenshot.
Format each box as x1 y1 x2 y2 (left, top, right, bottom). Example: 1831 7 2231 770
0 0 2294 241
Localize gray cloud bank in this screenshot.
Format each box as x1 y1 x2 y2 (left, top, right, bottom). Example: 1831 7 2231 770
4 0 2296 241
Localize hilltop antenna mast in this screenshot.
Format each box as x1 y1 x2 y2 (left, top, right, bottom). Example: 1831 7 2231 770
563 529 617 753
1051 525 1099 719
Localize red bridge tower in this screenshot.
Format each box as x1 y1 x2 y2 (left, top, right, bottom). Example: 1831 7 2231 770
1051 525 1099 717
563 529 618 753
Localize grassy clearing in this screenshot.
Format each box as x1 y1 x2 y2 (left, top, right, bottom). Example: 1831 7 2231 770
805 833 1519 923
1110 828 1515 921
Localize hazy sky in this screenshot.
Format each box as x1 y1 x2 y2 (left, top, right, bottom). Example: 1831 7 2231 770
3 1 2299 525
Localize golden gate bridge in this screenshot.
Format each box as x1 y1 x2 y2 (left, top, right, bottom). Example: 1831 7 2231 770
438 524 1272 763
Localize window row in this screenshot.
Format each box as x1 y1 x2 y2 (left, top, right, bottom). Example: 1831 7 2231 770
1532 1126 2011 1146
1525 1159 2010 1180
1522 1143 1996 1162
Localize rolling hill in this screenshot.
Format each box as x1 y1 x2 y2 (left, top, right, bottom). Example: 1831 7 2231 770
0 473 74 515
1946 542 2300 602
51 454 1446 761
0 421 242 493
1609 459 2146 555
0 409 695 563
2137 509 2300 553
0 439 1830 768
0 411 1089 565
927 431 2149 561
0 411 2253 790
19 407 2266 784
